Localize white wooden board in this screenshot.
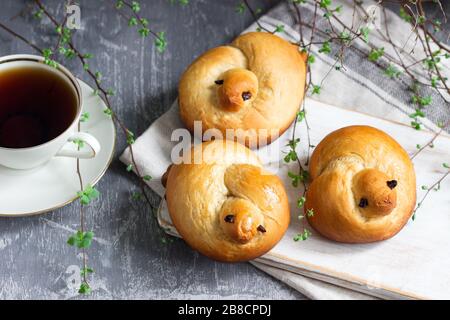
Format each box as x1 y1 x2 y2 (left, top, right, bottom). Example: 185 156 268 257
159 98 450 300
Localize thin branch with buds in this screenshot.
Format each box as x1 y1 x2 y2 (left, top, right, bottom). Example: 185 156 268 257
0 0 166 293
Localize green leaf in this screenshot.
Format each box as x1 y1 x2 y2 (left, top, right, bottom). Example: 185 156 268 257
384 64 402 78
368 47 384 62
287 138 300 149
126 130 135 145
410 121 422 130
138 27 150 37
128 17 138 26
131 1 141 13
82 231 94 248
80 112 90 122
72 138 85 149
288 171 300 187
312 84 321 95
297 196 306 208
443 163 450 169
58 46 66 55
126 164 133 172
132 192 142 200
431 76 438 88
274 25 285 33
67 237 76 246
412 95 432 107
288 170 308 187
116 0 124 9
80 267 94 277
67 230 94 249
78 282 91 294
79 194 90 205
319 41 331 54
77 185 100 205
338 31 351 44
294 229 311 241
283 150 297 163
60 28 72 45
33 9 44 20
333 5 342 14
95 71 102 82
319 0 331 9
64 49 76 59
235 3 245 14
43 49 53 59
360 26 370 43
417 15 426 24
155 31 167 53
143 175 152 181
409 109 425 118
433 183 441 192
42 49 58 68
307 54 315 64
433 19 442 32
297 110 306 122
103 108 113 116
399 8 412 23
306 208 314 217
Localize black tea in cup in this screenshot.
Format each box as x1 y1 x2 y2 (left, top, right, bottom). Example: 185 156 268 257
0 65 78 148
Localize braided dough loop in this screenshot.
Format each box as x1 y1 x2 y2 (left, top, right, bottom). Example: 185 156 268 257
179 32 307 148
165 140 290 262
305 126 416 243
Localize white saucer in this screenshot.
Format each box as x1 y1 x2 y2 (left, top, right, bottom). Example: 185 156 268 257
0 80 115 217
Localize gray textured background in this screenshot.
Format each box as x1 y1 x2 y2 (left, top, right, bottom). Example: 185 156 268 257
0 0 448 300
0 0 307 300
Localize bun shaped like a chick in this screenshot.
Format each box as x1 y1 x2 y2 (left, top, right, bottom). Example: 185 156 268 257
178 32 307 148
164 140 290 262
305 126 416 243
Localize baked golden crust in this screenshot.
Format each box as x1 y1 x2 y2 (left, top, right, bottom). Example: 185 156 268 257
165 140 290 262
178 32 307 148
305 126 416 243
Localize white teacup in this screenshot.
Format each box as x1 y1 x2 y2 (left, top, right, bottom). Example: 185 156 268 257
0 54 100 170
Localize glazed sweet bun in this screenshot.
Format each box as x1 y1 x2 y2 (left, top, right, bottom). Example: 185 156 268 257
178 32 307 148
164 140 290 262
305 126 416 243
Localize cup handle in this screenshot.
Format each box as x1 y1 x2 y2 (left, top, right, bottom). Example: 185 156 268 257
56 132 101 159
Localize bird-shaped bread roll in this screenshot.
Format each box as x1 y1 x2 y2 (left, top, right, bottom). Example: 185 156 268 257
305 126 416 243
179 32 307 148
164 140 290 262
